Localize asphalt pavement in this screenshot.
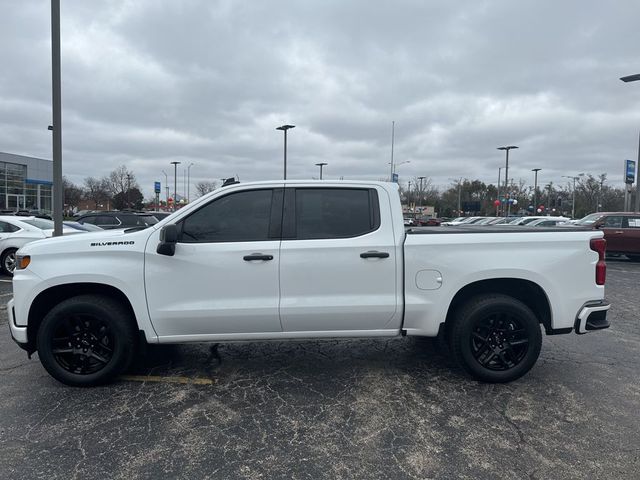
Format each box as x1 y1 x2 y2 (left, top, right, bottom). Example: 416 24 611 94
1 259 639 479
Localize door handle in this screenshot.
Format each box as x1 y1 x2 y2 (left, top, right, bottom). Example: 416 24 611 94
360 251 390 259
243 253 274 261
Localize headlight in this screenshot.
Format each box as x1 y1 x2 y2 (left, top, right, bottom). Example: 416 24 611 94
15 254 30 270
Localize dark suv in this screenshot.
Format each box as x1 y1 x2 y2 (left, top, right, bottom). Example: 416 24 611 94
573 212 640 261
75 212 159 230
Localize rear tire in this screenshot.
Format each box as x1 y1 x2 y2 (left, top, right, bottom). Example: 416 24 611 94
36 295 137 387
448 294 542 383
1 248 17 276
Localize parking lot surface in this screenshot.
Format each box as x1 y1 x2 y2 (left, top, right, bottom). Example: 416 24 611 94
1 260 639 479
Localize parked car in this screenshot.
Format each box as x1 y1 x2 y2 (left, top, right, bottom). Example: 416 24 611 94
0 216 83 275
9 181 609 387
63 221 104 232
416 216 442 226
150 212 173 221
403 215 417 227
75 211 159 229
570 212 640 261
525 218 570 227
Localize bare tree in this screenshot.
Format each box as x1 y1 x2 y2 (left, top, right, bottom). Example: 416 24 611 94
106 165 139 198
63 176 83 212
83 177 110 209
195 181 217 197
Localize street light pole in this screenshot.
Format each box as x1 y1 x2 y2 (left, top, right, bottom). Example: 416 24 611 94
170 161 181 211
161 170 168 208
532 168 541 212
276 125 295 180
562 174 584 218
389 121 395 181
620 74 640 212
315 162 327 180
417 176 426 209
497 145 518 216
126 173 131 209
497 167 502 216
51 0 63 236
187 163 194 203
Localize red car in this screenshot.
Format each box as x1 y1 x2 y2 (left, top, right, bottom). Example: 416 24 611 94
573 212 640 261
416 216 442 226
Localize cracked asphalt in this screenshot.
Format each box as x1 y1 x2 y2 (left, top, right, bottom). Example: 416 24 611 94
1 259 639 479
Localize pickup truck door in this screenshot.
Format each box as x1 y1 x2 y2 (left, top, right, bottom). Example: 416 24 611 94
144 187 284 338
278 187 399 333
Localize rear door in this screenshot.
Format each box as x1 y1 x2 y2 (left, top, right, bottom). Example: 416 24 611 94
621 215 640 255
278 186 399 333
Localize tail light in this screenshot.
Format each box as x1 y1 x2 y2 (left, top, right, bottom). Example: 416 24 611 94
590 238 606 285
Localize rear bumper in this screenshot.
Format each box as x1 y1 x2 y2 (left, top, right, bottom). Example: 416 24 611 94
7 298 28 346
574 300 610 334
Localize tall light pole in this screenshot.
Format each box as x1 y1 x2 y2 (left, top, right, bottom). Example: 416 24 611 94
389 121 395 181
187 163 194 203
315 162 327 180
51 0 63 236
620 74 640 212
562 174 584 218
417 176 426 209
532 168 541 213
161 170 169 208
276 124 295 180
497 167 502 216
126 173 132 209
497 145 518 216
170 161 181 211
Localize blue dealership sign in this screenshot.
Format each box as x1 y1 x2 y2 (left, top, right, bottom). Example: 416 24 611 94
392 173 399 183
154 181 161 193
625 159 636 184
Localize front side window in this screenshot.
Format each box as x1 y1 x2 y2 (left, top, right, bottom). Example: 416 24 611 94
293 188 379 240
180 189 273 243
603 216 623 228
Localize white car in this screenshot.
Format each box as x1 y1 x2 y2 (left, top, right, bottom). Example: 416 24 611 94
0 216 82 276
525 218 570 227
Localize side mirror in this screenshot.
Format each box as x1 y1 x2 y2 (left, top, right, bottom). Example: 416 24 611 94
157 224 178 256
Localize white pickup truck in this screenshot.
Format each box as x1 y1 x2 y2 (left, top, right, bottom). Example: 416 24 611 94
8 181 610 386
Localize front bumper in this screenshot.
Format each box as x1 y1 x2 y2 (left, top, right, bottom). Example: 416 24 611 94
7 298 28 345
574 300 611 334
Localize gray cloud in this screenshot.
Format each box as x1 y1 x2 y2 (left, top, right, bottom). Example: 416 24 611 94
1 0 640 198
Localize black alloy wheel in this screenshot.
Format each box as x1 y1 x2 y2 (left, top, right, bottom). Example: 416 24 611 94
36 295 137 386
50 314 115 375
449 294 542 383
469 312 529 371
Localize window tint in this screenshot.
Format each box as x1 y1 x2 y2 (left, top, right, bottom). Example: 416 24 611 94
180 189 273 243
21 218 54 229
95 216 120 226
79 216 97 225
0 221 19 233
294 188 379 239
603 216 623 228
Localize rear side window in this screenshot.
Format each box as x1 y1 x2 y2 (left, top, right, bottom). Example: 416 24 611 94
627 216 640 228
289 188 380 240
180 189 274 243
95 216 120 227
0 221 19 233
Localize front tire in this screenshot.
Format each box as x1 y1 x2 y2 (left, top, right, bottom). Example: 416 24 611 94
36 295 137 387
1 248 17 276
449 294 542 383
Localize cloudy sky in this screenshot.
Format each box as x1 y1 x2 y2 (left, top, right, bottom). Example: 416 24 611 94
2 0 640 198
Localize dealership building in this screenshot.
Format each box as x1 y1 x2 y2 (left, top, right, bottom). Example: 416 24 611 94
0 152 53 212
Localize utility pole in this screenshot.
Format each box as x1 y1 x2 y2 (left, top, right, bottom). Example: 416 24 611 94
162 170 169 207
497 167 502 216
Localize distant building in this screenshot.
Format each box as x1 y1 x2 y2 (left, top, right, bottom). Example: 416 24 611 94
0 152 53 212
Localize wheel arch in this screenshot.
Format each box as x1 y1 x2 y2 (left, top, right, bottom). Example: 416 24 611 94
26 283 141 353
443 278 553 334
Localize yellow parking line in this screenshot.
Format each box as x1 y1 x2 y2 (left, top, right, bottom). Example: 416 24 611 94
119 375 215 385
